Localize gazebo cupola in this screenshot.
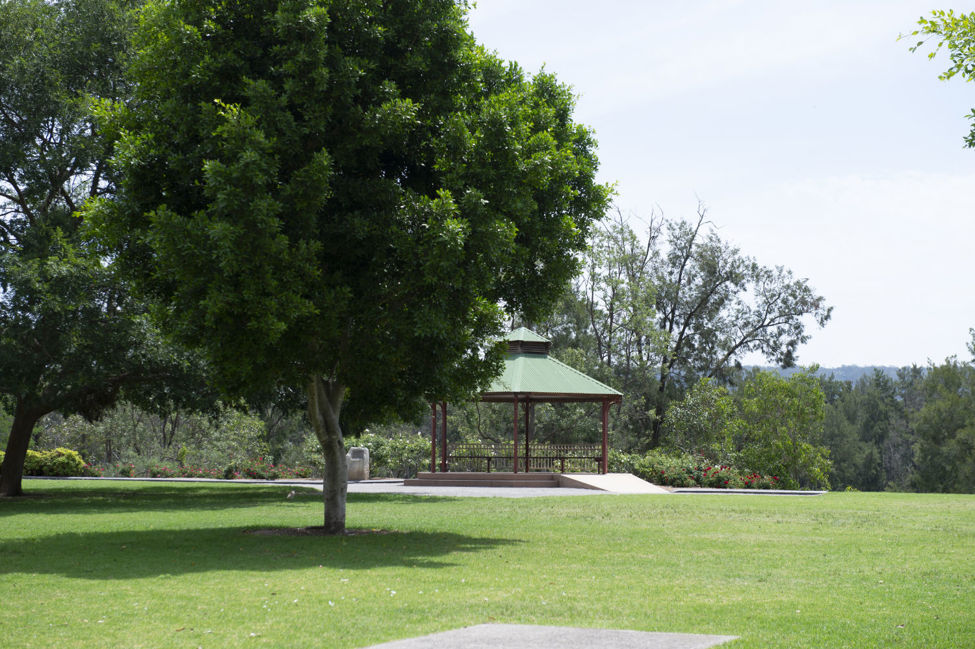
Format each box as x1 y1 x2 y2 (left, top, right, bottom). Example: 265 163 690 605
504 327 551 355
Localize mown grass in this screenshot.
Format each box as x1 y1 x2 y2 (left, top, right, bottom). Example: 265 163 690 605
1 480 972 649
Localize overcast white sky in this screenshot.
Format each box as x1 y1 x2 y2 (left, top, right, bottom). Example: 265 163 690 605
467 0 975 368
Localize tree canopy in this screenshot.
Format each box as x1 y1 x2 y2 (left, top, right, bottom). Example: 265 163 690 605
532 207 831 450
0 0 210 497
90 0 610 531
907 10 975 147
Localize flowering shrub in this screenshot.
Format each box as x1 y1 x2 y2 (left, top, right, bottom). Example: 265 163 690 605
148 464 223 479
693 464 744 489
631 450 783 489
114 463 136 477
742 473 780 489
148 465 177 478
177 466 222 479
239 456 281 480
278 465 313 479
143 460 311 480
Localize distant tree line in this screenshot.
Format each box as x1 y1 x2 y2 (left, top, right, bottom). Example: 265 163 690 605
820 343 975 493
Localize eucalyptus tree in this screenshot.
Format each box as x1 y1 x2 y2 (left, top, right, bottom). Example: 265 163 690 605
646 207 832 447
0 0 210 497
562 207 831 449
90 0 610 533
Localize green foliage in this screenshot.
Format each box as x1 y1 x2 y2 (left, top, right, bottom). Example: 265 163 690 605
820 349 975 494
535 208 831 450
344 433 430 479
0 0 214 496
737 369 831 489
92 0 610 405
113 463 136 477
39 403 272 472
911 359 975 493
907 10 975 146
629 449 782 489
632 449 698 487
148 465 221 479
21 447 89 477
662 377 742 462
89 0 610 528
656 371 830 489
606 448 639 474
147 459 312 479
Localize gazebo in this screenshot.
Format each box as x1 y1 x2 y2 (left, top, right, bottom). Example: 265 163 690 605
427 327 622 475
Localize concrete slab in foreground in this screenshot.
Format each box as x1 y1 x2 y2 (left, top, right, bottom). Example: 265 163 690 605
359 624 737 649
559 472 671 494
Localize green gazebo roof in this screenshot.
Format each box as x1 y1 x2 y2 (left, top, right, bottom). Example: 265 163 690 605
481 328 622 403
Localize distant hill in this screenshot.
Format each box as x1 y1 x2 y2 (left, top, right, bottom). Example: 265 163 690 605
752 365 902 383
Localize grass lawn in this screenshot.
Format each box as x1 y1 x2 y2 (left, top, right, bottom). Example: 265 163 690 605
1 480 973 649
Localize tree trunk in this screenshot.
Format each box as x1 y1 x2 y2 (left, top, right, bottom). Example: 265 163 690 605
0 404 43 498
307 375 347 535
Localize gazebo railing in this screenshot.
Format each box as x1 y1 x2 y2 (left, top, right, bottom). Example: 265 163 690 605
447 442 602 473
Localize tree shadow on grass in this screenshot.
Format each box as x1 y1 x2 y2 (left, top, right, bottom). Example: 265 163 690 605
0 524 519 580
2 480 469 517
0 483 310 517
4 481 433 516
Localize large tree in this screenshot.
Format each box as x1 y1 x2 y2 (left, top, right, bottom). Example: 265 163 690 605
0 0 209 497
555 207 831 449
90 0 610 532
907 10 975 146
646 207 831 447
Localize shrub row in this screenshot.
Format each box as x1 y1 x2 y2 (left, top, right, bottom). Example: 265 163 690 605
147 457 314 480
19 448 101 477
611 449 782 489
2 447 315 481
342 433 429 479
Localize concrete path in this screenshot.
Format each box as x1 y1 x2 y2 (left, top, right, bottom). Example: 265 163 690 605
360 624 737 649
559 473 671 494
346 478 602 498
34 476 823 497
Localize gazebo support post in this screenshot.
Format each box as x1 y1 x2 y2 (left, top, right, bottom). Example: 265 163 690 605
524 400 531 473
430 402 437 473
440 401 448 473
512 395 519 474
601 398 610 474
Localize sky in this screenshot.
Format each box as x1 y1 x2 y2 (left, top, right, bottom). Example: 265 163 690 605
466 0 975 368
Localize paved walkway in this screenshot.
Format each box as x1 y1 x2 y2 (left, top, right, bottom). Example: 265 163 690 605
34 475 824 497
33 476 599 498
360 624 737 649
347 478 602 498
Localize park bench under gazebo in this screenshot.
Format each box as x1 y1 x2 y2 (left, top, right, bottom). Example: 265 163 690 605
409 328 622 487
